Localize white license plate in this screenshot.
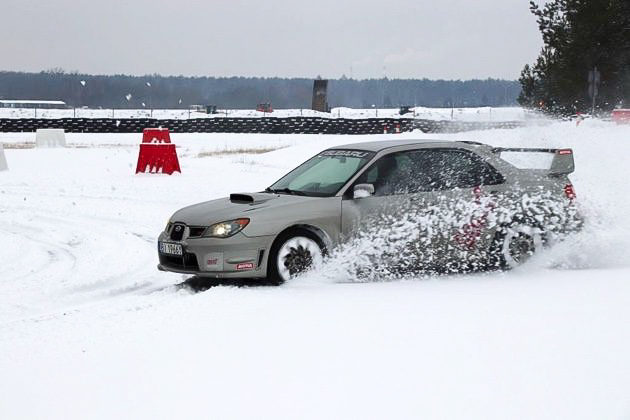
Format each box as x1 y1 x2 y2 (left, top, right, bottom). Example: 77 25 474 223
159 242 183 256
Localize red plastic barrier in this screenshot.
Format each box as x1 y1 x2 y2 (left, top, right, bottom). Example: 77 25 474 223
136 128 180 174
612 109 630 124
136 144 181 174
142 127 172 143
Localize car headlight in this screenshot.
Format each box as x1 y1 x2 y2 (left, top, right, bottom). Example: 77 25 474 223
204 218 250 238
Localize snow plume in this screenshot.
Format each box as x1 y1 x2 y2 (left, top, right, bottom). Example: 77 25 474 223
534 198 630 270
318 191 580 283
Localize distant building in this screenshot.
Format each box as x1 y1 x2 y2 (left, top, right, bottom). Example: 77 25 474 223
312 79 329 112
256 103 273 113
0 100 66 109
190 104 218 114
399 106 413 115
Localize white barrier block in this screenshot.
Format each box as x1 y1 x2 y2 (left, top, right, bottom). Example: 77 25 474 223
36 129 66 148
0 143 7 171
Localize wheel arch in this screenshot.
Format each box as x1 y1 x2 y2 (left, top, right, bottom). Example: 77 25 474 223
495 213 547 242
270 224 332 255
264 224 330 284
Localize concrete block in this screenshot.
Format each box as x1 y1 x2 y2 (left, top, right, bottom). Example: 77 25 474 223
36 128 66 148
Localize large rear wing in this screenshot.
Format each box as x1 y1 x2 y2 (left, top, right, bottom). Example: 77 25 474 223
492 147 575 176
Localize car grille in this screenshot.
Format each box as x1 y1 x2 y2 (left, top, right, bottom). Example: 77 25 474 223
159 252 199 271
168 224 206 240
170 224 185 241
188 226 207 238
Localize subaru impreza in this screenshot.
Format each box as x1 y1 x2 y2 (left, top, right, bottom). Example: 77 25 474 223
158 139 580 283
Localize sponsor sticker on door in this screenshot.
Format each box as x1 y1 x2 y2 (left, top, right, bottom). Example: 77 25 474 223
236 262 255 271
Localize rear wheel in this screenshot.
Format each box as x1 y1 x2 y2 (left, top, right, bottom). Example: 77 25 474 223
491 223 543 270
267 230 324 284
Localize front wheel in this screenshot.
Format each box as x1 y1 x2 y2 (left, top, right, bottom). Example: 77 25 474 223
267 231 324 284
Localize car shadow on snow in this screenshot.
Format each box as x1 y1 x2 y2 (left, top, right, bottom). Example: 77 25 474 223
176 276 277 293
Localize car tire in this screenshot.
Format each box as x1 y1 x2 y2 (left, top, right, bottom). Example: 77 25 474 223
267 229 325 285
490 222 544 270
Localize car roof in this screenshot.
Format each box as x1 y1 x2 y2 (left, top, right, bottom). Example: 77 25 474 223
330 139 486 153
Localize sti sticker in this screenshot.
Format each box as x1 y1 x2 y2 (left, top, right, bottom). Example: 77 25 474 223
321 150 370 158
205 252 224 271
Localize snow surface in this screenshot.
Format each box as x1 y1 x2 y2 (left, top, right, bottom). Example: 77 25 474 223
1 119 630 419
0 106 537 121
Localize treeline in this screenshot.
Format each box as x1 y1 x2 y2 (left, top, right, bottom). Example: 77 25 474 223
0 70 520 109
519 0 630 114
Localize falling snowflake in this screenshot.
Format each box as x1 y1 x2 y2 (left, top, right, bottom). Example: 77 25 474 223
125 94 132 101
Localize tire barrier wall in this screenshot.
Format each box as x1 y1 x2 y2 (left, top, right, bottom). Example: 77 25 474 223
0 117 525 135
411 119 526 133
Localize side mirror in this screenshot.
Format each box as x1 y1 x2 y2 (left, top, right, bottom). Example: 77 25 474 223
353 183 375 199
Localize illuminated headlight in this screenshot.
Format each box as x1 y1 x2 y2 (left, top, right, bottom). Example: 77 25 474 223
204 218 250 238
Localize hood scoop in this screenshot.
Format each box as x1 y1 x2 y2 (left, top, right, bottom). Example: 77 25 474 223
230 193 254 203
229 192 274 204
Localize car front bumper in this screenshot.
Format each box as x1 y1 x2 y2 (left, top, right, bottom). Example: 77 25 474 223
157 231 276 279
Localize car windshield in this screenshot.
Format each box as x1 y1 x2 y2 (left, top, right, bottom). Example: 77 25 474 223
267 150 374 197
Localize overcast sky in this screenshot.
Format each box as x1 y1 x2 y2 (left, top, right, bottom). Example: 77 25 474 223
1 0 543 80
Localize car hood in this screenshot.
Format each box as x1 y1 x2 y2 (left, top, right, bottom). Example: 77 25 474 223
170 192 318 226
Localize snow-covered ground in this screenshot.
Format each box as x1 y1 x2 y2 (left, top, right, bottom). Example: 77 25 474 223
1 120 629 419
0 106 537 121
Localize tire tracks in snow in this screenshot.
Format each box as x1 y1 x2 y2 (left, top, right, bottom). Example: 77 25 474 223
0 201 177 323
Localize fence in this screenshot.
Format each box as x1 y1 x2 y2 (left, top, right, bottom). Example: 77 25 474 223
0 117 525 135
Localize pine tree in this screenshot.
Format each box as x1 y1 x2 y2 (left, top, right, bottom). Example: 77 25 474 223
519 0 630 115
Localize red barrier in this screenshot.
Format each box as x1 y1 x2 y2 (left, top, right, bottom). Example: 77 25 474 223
142 127 172 143
612 109 630 124
136 128 180 175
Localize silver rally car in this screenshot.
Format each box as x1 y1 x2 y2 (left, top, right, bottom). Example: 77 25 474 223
158 139 580 283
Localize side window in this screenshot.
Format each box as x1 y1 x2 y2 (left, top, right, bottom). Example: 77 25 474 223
352 149 504 196
475 154 505 186
289 156 363 192
425 150 504 189
354 152 414 196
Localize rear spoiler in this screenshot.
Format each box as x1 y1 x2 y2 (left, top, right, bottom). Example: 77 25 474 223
493 147 575 175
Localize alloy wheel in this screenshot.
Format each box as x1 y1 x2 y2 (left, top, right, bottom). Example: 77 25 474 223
276 236 323 282
501 226 543 269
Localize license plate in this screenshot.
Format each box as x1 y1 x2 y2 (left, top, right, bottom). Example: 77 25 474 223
159 242 183 256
